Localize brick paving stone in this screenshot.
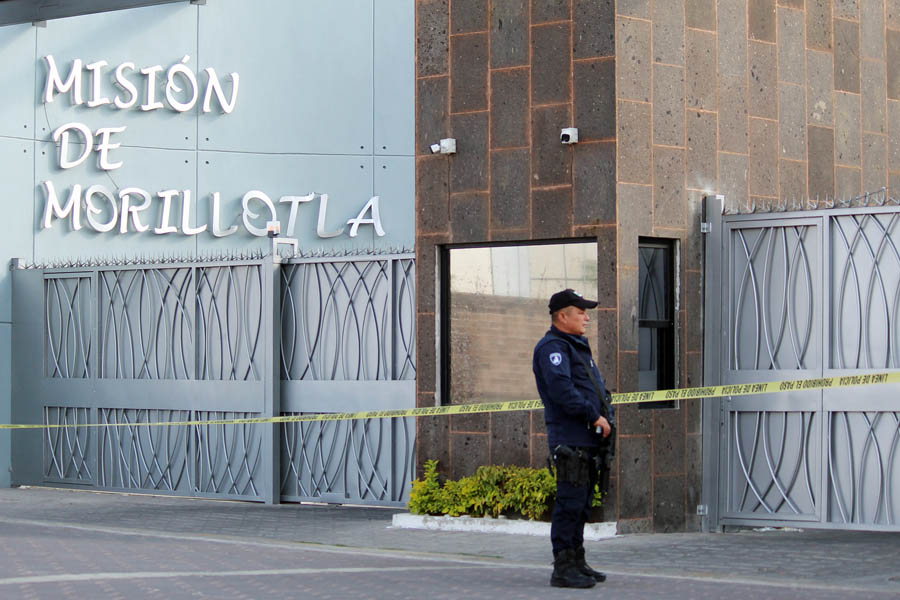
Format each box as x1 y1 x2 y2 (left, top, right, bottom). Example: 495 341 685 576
1 487 900 599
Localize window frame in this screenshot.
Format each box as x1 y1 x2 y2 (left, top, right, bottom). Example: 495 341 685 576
637 237 679 410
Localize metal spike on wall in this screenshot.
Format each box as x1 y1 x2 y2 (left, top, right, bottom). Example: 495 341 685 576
725 187 896 215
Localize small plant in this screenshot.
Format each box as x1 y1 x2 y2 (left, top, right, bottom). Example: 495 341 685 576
408 460 601 521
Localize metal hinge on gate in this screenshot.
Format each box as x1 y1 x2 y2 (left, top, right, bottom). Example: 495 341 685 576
700 222 712 234
696 504 708 516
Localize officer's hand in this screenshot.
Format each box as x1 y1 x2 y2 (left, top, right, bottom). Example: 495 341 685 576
594 416 611 438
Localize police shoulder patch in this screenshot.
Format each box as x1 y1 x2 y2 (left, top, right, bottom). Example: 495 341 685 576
549 352 562 366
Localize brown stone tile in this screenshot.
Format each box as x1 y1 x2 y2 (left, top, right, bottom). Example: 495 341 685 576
450 192 489 242
685 434 702 519
834 0 859 19
618 348 639 394
749 0 776 42
417 313 437 394
686 30 716 110
490 410 532 466
808 50 835 125
490 148 531 229
780 83 807 161
532 104 573 186
807 0 833 50
808 125 836 199
417 406 451 473
594 308 618 382
653 0 685 65
452 0 488 34
687 110 717 190
780 159 808 204
653 479 688 532
718 74 749 153
861 0 885 59
532 0 570 23
532 23 571 105
449 432 490 478
450 33 488 112
718 153 749 212
617 517 653 534
834 92 861 166
616 402 651 436
834 18 861 93
653 147 687 229
653 65 686 147
862 60 888 134
451 413 491 433
574 60 615 141
654 411 686 476
684 270 703 351
778 0 803 6
617 0 650 19
778 7 805 85
489 227 530 242
618 268 639 352
718 0 748 77
888 31 900 99
490 69 529 148
416 234 447 314
836 166 862 199
685 0 715 30
417 156 450 234
531 186 574 238
863 133 888 192
450 112 489 192
617 101 652 184
616 16 651 102
617 184 652 269
618 435 652 518
750 118 778 197
574 0 615 59
418 0 450 76
749 42 777 120
596 230 617 310
890 101 900 171
574 142 616 225
418 76 450 156
490 0 529 68
890 0 900 29
891 171 900 198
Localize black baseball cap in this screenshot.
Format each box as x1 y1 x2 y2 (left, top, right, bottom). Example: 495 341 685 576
548 288 598 313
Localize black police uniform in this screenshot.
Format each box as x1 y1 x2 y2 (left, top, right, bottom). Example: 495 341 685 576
533 323 615 587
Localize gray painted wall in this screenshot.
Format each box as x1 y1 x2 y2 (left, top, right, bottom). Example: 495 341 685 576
0 0 414 487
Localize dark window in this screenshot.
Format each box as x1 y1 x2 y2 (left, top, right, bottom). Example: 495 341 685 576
638 239 677 409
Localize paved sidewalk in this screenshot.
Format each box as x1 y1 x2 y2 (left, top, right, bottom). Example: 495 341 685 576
0 486 899 598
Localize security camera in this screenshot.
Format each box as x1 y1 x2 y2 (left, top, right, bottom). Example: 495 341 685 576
560 128 579 144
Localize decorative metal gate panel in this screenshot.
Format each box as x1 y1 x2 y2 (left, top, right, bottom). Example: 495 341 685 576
278 254 416 505
703 196 900 530
11 252 415 507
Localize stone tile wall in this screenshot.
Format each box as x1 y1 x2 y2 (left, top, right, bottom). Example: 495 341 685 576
613 0 900 533
414 0 619 515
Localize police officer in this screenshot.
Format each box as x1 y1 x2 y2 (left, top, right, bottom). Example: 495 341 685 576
532 288 615 589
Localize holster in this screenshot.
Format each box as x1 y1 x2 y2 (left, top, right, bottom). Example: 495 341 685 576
552 445 594 486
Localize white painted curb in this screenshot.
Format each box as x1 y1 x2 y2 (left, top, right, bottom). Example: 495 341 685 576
391 513 617 540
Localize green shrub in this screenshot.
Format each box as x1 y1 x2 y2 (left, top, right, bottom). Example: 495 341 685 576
408 460 601 521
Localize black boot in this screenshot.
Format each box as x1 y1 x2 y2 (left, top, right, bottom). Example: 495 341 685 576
551 548 596 588
574 546 607 583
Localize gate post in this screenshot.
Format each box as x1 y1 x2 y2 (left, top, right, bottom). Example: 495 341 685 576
701 195 725 532
263 253 282 504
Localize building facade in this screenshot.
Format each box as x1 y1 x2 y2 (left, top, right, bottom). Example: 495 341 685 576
414 0 900 533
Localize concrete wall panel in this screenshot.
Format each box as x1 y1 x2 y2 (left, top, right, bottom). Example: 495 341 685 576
0 138 34 323
0 24 34 139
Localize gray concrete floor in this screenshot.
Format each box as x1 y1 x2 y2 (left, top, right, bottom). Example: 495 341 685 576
0 486 898 598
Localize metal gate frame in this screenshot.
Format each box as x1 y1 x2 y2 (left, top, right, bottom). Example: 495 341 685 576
10 252 415 507
703 194 900 531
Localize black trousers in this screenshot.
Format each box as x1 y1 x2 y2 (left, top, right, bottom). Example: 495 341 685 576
551 449 598 555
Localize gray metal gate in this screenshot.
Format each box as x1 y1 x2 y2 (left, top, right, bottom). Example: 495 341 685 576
10 252 415 506
703 194 900 530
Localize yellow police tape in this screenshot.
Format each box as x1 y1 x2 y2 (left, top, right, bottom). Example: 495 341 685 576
1 371 898 430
